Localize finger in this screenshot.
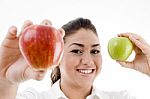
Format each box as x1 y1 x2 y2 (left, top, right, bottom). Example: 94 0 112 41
117 32 138 38
118 33 149 54
31 70 47 81
5 26 17 39
18 20 33 37
24 67 47 81
22 20 33 30
116 60 134 69
1 26 18 47
58 28 65 37
118 33 148 45
129 36 149 54
118 32 134 37
118 33 140 41
40 19 52 26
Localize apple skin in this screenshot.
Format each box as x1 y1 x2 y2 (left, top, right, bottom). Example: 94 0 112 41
19 25 64 71
108 37 133 61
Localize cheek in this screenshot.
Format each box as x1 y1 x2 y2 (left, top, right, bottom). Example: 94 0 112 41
95 55 102 74
60 54 80 74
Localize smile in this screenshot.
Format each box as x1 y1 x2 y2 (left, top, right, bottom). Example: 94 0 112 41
76 69 95 74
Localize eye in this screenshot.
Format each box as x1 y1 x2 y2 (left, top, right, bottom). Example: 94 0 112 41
91 50 100 54
70 49 83 55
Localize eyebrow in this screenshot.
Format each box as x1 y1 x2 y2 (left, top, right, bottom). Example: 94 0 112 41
92 44 100 47
69 43 100 48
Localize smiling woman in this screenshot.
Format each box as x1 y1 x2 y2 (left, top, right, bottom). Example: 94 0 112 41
51 18 102 88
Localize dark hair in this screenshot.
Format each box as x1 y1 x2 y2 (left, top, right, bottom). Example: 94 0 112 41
50 17 98 85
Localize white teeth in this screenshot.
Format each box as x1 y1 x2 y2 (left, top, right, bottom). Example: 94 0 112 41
78 69 93 74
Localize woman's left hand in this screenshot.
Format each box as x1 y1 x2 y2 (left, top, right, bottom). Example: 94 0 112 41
117 33 150 76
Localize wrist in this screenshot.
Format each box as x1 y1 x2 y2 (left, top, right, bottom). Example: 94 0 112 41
0 78 19 99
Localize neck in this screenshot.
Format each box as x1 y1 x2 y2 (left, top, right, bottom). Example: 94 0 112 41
60 79 92 99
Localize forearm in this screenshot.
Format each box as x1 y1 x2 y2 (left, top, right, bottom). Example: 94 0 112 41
0 79 19 99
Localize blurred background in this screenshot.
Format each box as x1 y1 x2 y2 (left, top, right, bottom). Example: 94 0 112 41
0 0 150 98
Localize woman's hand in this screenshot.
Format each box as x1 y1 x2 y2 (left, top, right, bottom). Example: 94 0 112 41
116 33 150 76
0 20 51 85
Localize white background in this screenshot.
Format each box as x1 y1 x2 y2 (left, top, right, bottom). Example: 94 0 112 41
0 0 150 99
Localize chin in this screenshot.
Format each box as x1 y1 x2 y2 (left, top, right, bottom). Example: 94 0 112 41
76 78 94 88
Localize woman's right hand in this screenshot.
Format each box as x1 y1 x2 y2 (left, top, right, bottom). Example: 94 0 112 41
0 20 49 85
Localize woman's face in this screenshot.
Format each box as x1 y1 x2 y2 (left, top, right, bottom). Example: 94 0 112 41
59 28 102 87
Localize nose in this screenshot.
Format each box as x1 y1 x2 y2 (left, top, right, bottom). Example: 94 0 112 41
81 53 94 66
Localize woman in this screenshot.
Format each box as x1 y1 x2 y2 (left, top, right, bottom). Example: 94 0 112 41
0 18 150 99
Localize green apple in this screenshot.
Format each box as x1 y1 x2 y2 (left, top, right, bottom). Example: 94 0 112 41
108 37 133 61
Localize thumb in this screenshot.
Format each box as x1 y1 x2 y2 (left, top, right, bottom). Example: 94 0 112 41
31 70 47 81
116 60 134 69
24 67 47 81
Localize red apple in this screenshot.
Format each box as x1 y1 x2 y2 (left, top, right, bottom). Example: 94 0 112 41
19 25 64 71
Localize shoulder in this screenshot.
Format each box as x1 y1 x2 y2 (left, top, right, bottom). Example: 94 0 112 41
16 80 64 99
102 90 136 99
16 87 55 99
92 87 136 99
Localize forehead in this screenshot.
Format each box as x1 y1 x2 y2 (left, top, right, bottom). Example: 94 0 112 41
65 28 100 46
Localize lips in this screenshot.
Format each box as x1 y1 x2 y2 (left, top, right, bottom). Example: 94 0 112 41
76 69 95 74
